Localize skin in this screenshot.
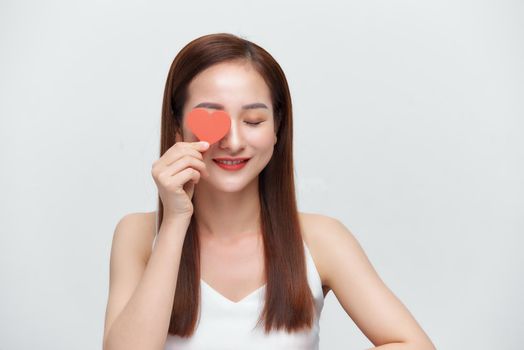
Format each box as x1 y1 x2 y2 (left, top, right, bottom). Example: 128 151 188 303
176 59 277 243
120 60 436 349
171 60 434 349
174 60 277 302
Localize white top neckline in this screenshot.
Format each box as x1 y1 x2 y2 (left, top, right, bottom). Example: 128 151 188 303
200 278 267 305
163 239 324 350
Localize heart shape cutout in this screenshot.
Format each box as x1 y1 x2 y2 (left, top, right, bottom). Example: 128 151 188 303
186 108 231 145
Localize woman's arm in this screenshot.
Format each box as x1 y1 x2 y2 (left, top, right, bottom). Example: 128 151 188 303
103 213 191 350
314 215 436 350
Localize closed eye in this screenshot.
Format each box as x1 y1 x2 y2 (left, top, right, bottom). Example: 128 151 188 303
245 121 263 126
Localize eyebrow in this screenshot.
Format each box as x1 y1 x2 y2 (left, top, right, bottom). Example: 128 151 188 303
194 102 269 110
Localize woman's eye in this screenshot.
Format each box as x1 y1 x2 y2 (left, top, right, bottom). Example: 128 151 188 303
245 121 263 126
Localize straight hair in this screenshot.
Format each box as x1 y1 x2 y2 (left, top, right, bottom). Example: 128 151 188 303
156 33 316 336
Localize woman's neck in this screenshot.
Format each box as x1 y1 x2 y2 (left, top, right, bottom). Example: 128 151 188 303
192 180 261 243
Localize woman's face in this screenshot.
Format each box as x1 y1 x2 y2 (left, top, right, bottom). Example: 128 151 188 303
177 60 278 193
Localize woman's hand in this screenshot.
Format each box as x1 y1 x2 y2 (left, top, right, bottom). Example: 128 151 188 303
151 141 210 219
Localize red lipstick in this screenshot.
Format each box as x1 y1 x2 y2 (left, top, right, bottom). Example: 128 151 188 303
212 157 250 171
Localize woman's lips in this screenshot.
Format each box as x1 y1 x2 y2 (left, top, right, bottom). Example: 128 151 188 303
212 158 250 171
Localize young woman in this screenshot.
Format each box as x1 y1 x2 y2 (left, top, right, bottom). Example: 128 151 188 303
103 33 436 350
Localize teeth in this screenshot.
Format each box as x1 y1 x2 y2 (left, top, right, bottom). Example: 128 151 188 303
217 160 244 165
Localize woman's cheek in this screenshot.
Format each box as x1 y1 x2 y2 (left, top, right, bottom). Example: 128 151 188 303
246 128 275 147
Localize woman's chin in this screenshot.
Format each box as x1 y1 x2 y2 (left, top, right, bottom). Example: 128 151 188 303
198 177 256 194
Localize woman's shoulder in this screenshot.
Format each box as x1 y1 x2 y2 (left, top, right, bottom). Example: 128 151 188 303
298 211 349 245
117 210 351 290
299 213 359 293
298 211 353 290
113 211 157 263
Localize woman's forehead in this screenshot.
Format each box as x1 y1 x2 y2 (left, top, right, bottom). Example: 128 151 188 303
190 62 268 92
186 63 272 111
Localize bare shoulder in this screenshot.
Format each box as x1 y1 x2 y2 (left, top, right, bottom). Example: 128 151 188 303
298 211 360 293
298 215 436 348
112 211 157 264
103 211 158 344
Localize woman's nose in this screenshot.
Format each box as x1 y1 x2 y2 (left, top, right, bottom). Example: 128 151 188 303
218 119 245 152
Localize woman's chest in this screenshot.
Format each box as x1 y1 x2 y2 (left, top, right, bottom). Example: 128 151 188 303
199 233 266 303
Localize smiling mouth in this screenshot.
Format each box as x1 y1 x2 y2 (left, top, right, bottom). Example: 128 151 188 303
213 159 249 165
212 158 250 170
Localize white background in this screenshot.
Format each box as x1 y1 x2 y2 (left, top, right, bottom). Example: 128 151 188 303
1 0 522 349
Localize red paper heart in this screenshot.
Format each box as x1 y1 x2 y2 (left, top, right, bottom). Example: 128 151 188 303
186 108 231 145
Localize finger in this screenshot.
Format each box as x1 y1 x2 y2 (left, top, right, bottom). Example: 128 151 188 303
171 167 201 189
155 141 208 169
160 155 209 180
177 140 209 153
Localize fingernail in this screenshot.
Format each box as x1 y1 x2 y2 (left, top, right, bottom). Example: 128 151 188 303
200 141 209 148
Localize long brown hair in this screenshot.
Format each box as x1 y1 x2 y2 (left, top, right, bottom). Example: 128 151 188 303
156 33 315 336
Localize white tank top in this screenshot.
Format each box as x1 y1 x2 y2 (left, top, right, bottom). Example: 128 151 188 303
161 240 325 350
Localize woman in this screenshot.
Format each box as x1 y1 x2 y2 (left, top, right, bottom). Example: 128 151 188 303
103 33 436 350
